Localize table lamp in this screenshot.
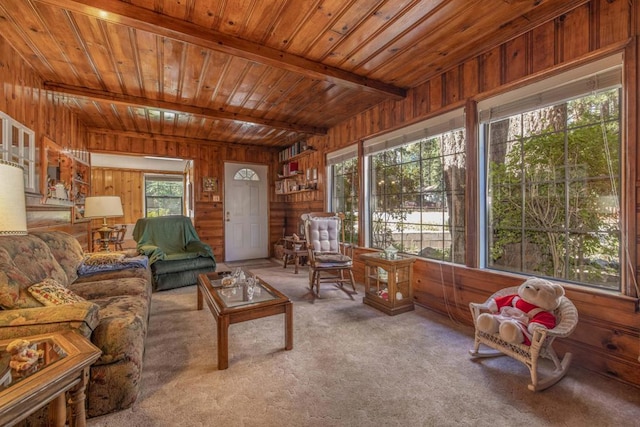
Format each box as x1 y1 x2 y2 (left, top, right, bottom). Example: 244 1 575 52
84 196 124 251
0 160 28 235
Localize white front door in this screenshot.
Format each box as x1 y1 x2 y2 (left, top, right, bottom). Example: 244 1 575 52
224 162 269 262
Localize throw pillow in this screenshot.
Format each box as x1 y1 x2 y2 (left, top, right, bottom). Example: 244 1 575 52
82 252 126 266
28 278 86 306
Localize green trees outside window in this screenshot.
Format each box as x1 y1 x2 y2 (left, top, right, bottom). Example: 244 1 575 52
368 129 466 263
330 157 359 244
145 175 184 217
487 88 621 290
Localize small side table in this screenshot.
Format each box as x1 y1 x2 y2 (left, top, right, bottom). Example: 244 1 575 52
282 236 307 274
0 331 101 427
360 252 416 315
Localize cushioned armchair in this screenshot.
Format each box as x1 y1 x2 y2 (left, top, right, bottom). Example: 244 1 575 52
133 216 216 291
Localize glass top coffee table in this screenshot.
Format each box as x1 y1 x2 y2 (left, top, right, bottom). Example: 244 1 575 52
197 271 293 370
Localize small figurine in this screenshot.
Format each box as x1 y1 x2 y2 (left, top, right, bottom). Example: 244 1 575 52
6 339 42 372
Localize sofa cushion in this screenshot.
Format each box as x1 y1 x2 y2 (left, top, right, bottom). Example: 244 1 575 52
31 231 85 284
74 265 151 284
90 295 148 366
0 234 69 285
0 248 41 309
29 278 86 306
69 277 151 301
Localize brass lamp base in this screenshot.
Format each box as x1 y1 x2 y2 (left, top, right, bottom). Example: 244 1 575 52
97 221 113 252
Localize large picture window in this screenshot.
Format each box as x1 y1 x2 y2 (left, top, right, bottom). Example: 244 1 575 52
482 63 621 290
145 174 184 217
327 146 359 244
364 110 466 263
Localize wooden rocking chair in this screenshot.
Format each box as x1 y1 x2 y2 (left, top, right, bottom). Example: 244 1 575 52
469 285 579 391
301 212 357 298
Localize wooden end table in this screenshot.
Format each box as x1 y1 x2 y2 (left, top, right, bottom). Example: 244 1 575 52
360 252 416 315
282 236 307 274
0 331 101 427
197 272 293 370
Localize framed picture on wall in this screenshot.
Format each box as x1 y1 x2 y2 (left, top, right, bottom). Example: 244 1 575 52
203 177 218 192
286 179 298 193
275 180 284 194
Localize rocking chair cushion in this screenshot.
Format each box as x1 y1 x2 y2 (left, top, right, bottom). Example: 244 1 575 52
315 253 352 264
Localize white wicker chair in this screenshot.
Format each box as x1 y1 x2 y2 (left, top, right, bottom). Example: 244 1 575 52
301 212 356 298
469 286 579 391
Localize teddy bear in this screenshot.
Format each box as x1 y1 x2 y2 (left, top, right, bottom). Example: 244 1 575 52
6 338 42 371
476 277 565 345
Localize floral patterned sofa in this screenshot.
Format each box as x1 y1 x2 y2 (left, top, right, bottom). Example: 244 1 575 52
0 231 152 418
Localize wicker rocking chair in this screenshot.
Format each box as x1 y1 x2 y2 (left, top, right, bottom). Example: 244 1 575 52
469 285 579 391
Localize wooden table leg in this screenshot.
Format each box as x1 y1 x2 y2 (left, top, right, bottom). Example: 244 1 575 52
67 368 90 427
197 285 203 310
285 301 293 351
48 393 66 427
217 315 230 370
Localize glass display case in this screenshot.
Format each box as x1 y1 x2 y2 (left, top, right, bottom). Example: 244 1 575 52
360 252 416 315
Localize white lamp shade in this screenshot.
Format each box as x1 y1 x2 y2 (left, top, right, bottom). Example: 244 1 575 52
84 196 124 219
0 160 27 235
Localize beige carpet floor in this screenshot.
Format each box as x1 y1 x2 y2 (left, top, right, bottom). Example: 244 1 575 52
88 261 640 426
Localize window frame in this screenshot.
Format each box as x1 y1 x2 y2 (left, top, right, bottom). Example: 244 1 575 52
362 108 466 263
144 173 185 218
478 55 624 291
327 145 359 245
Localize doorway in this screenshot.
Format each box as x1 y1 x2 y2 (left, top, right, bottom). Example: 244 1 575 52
224 162 269 262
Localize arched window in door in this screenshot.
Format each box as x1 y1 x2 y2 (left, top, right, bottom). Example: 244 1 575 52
233 168 260 181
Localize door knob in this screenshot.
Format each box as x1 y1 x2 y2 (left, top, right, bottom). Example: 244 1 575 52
226 211 230 222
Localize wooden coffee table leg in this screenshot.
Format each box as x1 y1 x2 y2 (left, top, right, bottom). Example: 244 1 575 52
285 302 293 351
197 285 203 310
217 315 230 370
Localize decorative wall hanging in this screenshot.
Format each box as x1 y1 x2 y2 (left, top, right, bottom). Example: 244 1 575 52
203 177 218 193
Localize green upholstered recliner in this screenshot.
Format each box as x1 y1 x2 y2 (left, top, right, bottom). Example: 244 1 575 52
133 215 216 291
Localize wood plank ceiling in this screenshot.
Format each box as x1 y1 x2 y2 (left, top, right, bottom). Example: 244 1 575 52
0 0 587 148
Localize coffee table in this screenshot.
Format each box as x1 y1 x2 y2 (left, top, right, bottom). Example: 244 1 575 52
197 271 293 370
0 330 101 427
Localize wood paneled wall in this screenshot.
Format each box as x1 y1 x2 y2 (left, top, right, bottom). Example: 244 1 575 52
2 0 638 388
293 0 640 388
0 31 91 247
86 134 276 260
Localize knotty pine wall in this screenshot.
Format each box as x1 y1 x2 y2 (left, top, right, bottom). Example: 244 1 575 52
296 0 640 388
0 35 91 248
86 134 276 261
2 0 638 388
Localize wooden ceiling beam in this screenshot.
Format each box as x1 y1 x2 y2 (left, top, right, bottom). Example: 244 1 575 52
45 82 327 135
87 128 279 149
37 0 407 100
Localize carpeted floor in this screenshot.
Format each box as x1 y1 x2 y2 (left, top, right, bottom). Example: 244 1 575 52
87 262 640 427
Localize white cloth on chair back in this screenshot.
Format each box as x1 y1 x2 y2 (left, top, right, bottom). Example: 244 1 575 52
308 217 340 253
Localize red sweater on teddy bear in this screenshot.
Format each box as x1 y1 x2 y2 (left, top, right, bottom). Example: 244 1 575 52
492 294 557 345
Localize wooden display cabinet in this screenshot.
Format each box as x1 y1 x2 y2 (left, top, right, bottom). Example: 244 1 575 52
360 252 416 315
41 137 91 222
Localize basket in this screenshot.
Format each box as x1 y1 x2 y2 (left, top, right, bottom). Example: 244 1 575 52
274 238 285 259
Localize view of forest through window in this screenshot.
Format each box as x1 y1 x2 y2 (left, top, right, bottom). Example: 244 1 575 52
368 129 466 263
486 88 621 290
145 175 184 217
